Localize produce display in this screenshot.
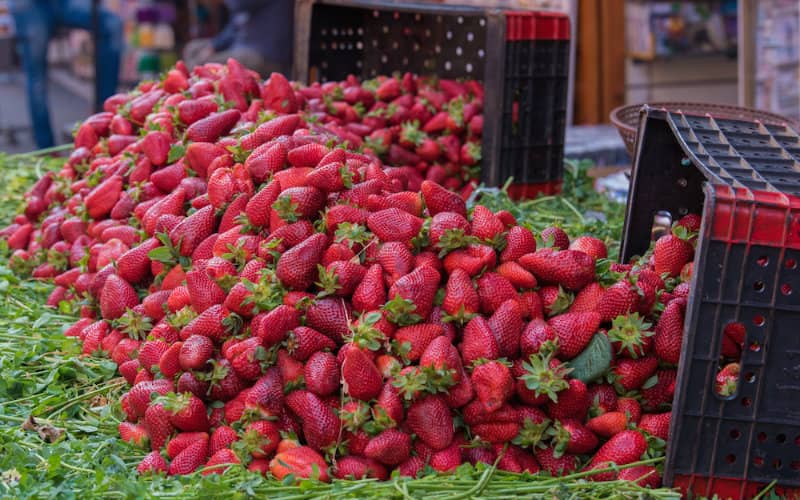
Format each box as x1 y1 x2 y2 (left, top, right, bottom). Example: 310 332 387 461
0 59 709 492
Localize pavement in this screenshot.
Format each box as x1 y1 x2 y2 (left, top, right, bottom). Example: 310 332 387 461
0 69 92 154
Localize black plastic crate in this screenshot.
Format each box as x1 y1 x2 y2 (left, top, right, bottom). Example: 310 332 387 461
293 0 570 196
621 106 800 499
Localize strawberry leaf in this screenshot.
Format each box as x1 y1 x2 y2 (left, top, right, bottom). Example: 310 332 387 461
167 144 185 164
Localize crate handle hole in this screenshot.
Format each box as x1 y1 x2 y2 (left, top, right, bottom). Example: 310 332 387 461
677 177 689 188
777 433 787 443
729 428 742 440
781 283 793 296
741 396 752 407
749 341 761 352
792 460 800 471
753 314 765 327
753 456 764 467
744 371 756 383
758 432 768 442
753 281 765 292
773 459 782 470
651 211 673 241
725 454 736 464
757 256 769 267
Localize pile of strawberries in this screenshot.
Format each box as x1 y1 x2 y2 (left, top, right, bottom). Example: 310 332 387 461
1 59 706 484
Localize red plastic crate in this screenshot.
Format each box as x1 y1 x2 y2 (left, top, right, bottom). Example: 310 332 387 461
621 106 800 498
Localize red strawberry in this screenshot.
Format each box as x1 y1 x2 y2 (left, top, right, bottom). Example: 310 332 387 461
520 316 559 359
535 446 578 476
496 261 537 289
303 351 339 397
254 114 301 143
100 274 139 320
473 422 521 444
548 312 601 359
186 109 241 143
178 97 218 125
170 205 216 256
352 264 387 312
180 304 237 343
470 205 505 241
476 272 517 314
334 456 388 480
242 420 281 458
407 395 454 450
569 236 607 260
597 281 639 322
341 347 383 401
460 316 500 365
585 430 647 481
617 397 642 424
393 324 443 361
471 361 514 413
638 412 670 440
553 419 599 455
141 131 172 166
653 233 694 277
429 440 462 472
539 227 570 250
116 237 159 284
367 208 423 245
501 226 537 262
166 432 208 460
273 186 325 221
184 142 226 178
518 249 595 291
608 313 653 359
488 299 523 358
251 305 301 345
209 426 239 456
85 174 123 219
586 411 629 438
304 296 352 343
364 429 412 466
419 336 462 382
144 402 174 451
570 282 605 313
441 268 479 322
420 180 467 216
612 356 659 392
203 448 240 475
118 422 149 448
269 446 330 482
387 265 440 320
137 451 168 475
285 390 339 451
547 378 589 421
276 233 328 290
715 362 740 397
653 299 686 364
261 72 298 113
168 438 208 475
287 326 336 361
618 465 661 488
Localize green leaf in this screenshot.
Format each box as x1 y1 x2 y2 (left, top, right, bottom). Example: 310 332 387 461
147 246 174 264
566 333 613 383
167 144 186 164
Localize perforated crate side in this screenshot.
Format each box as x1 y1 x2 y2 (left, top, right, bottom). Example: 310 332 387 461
621 107 800 497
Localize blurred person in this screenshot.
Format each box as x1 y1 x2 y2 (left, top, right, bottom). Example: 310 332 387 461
184 0 293 77
10 0 122 149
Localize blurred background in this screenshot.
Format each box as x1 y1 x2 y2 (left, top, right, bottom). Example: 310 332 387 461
0 0 797 158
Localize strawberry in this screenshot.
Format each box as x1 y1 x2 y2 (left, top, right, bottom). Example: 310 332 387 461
304 297 352 343
261 72 298 113
241 420 281 458
168 438 208 476
429 440 462 472
375 78 401 101
653 299 686 364
653 232 694 278
276 233 328 290
569 236 607 260
186 109 241 143
586 411 629 438
638 412 670 440
364 429 412 466
342 346 383 401
178 97 218 125
304 351 339 397
500 226 537 263
715 362 740 397
539 226 570 250
473 422 521 444
547 378 589 421
519 318 558 359
118 422 149 448
470 205 505 241
460 316 500 365
397 456 426 478
569 282 605 313
612 356 659 392
471 361 514 413
585 430 647 481
85 174 123 219
321 260 366 297
476 272 517 314
137 451 168 475
535 446 578 476
273 186 326 221
553 419 598 455
209 426 239 456
334 456 388 480
387 265 440 321
488 299 523 358
251 305 301 345
441 268 479 322
607 313 654 359
617 397 642 424
519 249 595 291
548 312 601 359
170 205 217 256
144 402 174 451
597 281 639 322
100 274 139 320
286 326 336 361
254 114 301 143
517 353 571 406
270 446 330 482
285 390 339 451
367 208 423 246
407 395 454 450
352 264 387 313
180 304 237 343
116 237 160 284
442 244 496 277
420 180 467 216
203 448 240 475
184 142 226 178
166 432 208 460
588 384 618 415
141 131 172 166
393 324 443 361
618 465 661 488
